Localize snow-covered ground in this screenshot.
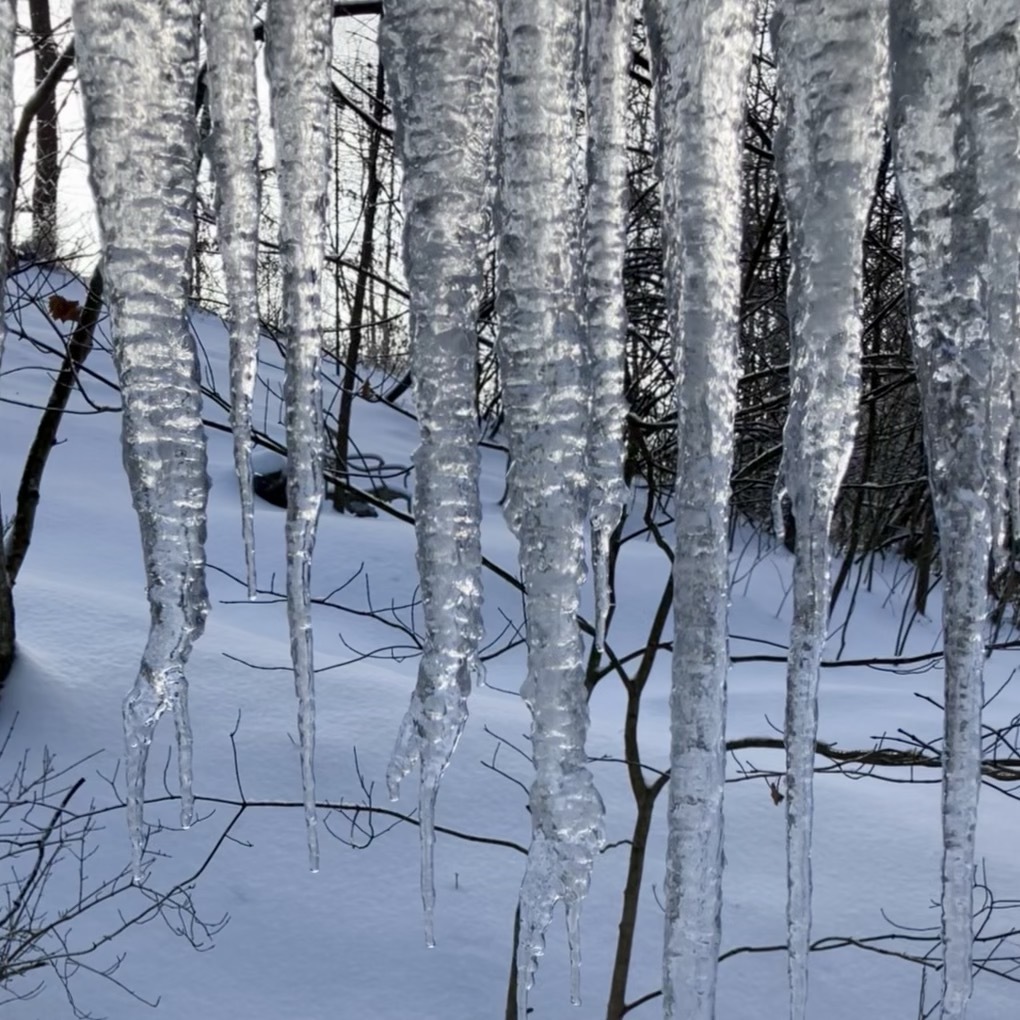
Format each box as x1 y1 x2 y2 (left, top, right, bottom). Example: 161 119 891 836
1 268 1018 1018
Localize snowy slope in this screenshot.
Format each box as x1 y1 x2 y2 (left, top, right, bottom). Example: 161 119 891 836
0 267 1018 1018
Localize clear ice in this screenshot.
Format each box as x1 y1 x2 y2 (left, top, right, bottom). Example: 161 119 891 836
74 0 208 880
496 0 605 1010
641 0 754 1015
202 0 262 598
264 0 334 873
771 2 888 1016
582 0 630 653
890 5 1019 1017
379 0 496 947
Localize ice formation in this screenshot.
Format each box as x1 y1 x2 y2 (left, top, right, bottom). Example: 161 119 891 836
48 2 1018 1013
264 0 333 873
73 0 209 879
582 0 630 652
379 0 495 947
890 5 1019 1017
202 0 262 598
641 1 753 1015
0 0 12 368
770 2 889 1015
496 0 605 1010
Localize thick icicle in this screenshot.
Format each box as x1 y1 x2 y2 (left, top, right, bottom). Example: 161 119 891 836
0 0 12 369
202 0 261 599
641 2 753 1016
770 3 889 1016
74 0 207 879
971 9 1020 580
890 7 1019 1018
264 0 333 873
582 0 630 653
0 4 15 683
496 0 604 1010
379 0 496 947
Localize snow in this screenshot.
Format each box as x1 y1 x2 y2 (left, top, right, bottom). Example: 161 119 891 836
378 0 494 948
263 0 334 873
1 272 1019 1018
770 2 889 1016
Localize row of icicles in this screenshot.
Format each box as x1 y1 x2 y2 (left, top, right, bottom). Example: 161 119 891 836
11 1 1010 1018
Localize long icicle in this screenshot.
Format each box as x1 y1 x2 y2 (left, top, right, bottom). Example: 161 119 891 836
582 0 630 653
202 0 261 599
890 6 1019 1018
74 0 208 880
971 7 1020 584
264 0 333 873
770 3 889 1016
641 1 753 1016
0 0 13 371
380 0 496 947
496 0 605 1010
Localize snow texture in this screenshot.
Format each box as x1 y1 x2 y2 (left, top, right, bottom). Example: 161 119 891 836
641 1 753 1015
379 0 495 948
890 6 1018 1017
496 0 605 1009
73 0 208 879
202 0 262 599
770 3 888 1016
582 0 630 653
264 0 333 873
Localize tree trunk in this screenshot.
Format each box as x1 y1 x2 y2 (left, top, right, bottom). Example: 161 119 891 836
605 790 657 1020
28 0 59 259
5 270 104 581
504 903 520 1020
333 59 386 509
0 524 13 687
0 270 104 690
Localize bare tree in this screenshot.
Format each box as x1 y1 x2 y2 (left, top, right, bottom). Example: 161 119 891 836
0 727 229 1017
26 0 61 259
0 265 105 687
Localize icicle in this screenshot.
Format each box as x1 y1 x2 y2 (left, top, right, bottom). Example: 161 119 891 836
202 0 261 599
971 7 1020 582
582 0 630 653
379 0 495 947
770 4 889 1017
0 0 13 371
496 0 605 1010
264 0 333 873
890 7 1019 1019
73 0 207 879
641 2 753 1016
